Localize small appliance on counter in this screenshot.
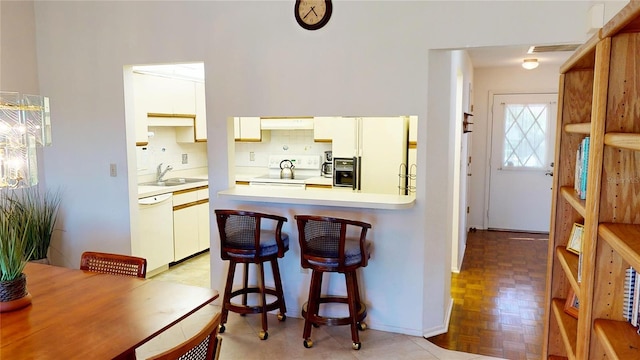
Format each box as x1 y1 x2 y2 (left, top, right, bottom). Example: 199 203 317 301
322 150 333 178
279 159 295 179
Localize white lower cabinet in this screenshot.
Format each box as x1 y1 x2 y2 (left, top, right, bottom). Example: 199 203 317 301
173 187 209 262
136 193 174 274
197 199 210 252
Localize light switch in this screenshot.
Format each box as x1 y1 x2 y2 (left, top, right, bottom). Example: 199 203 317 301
109 163 117 177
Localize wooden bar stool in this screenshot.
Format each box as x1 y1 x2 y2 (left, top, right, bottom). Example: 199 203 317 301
214 210 288 340
295 215 372 350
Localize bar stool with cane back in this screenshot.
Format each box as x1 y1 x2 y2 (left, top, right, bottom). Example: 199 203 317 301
295 215 372 350
214 210 288 340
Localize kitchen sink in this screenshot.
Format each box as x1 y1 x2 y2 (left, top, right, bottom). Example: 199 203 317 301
140 177 206 187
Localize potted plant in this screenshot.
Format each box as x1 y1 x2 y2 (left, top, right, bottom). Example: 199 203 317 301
0 190 35 312
17 187 61 263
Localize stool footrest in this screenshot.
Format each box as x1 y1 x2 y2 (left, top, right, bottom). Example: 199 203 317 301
301 297 367 327
226 287 284 315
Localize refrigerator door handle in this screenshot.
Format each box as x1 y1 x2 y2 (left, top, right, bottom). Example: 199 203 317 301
353 156 361 191
352 156 357 190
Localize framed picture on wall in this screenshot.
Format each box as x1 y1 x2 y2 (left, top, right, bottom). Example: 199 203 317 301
564 288 579 319
566 223 584 255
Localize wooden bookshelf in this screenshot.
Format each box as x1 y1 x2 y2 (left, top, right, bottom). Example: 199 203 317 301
593 319 640 360
551 298 578 360
559 186 586 218
564 122 592 135
544 2 640 359
556 246 580 293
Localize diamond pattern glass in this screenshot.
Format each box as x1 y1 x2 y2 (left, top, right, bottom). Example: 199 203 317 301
502 103 548 168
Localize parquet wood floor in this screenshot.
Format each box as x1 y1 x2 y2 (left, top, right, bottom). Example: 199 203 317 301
427 230 548 360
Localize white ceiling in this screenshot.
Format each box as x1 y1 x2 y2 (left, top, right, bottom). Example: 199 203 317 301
465 45 577 68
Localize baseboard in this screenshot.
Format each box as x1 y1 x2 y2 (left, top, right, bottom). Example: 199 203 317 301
422 297 453 339
280 304 423 336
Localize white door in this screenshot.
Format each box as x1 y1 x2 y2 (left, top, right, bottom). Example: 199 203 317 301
488 93 556 232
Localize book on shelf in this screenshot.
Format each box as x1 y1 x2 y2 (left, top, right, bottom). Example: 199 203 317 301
577 251 583 283
574 136 590 200
623 266 640 329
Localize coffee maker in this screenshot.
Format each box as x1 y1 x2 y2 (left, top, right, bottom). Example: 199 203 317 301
321 151 332 178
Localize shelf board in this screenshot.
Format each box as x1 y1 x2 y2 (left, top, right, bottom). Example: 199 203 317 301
604 133 640 151
564 122 591 135
599 223 640 271
593 319 640 360
560 186 586 218
556 246 580 293
551 298 578 360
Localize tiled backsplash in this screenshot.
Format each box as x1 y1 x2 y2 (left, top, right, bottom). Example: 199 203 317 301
136 126 208 179
135 128 330 181
235 129 331 168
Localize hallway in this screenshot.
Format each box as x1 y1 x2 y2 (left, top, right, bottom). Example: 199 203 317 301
427 230 549 359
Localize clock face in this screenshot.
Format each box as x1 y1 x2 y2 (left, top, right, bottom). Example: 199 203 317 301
295 0 332 30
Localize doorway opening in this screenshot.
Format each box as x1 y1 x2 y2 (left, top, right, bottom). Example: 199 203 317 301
123 62 210 278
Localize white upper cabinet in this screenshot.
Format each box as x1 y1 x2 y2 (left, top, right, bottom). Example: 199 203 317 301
235 117 262 142
142 75 195 115
133 72 202 145
132 73 151 146
194 82 207 141
313 117 337 142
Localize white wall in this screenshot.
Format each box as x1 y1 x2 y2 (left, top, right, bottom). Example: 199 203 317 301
0 1 38 94
5 0 600 337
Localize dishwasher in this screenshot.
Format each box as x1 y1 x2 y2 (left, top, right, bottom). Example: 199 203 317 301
136 193 174 274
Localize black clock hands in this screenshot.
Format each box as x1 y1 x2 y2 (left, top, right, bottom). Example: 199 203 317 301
303 6 318 20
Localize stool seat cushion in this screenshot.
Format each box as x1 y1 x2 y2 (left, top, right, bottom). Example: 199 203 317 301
307 237 371 267
226 231 289 258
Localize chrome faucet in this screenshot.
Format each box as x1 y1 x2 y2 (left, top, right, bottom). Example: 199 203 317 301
156 163 173 182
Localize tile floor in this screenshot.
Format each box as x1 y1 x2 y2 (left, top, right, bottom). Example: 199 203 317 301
143 251 506 360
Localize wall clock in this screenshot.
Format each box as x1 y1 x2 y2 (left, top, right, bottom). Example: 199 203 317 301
294 0 332 30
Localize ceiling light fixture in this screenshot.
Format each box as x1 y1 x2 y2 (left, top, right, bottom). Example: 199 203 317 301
522 58 539 70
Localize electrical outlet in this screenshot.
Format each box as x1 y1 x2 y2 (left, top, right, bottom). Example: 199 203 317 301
109 163 117 177
182 153 188 164
250 152 255 161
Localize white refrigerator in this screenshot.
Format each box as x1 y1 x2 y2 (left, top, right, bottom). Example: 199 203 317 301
332 116 409 195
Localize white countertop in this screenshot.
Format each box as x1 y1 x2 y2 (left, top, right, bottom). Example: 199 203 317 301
138 177 209 199
218 186 416 210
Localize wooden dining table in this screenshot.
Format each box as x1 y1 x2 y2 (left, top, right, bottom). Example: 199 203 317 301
0 262 219 359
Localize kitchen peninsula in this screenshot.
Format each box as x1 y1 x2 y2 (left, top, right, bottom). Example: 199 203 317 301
218 185 416 210
226 116 418 209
